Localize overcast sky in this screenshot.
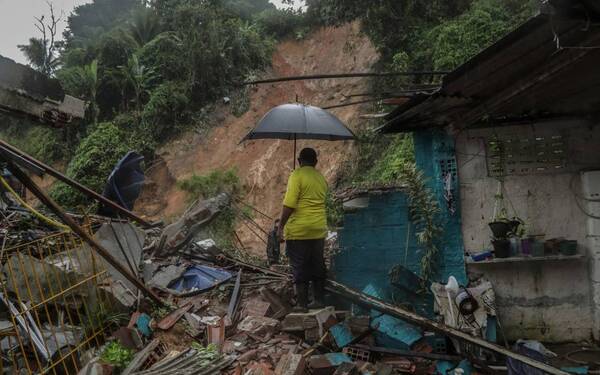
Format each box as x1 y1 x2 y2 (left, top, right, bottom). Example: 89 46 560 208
0 0 302 65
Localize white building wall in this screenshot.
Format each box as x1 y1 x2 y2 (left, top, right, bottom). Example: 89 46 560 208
455 119 600 342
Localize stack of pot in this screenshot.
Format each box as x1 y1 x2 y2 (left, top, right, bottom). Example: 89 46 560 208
488 219 521 258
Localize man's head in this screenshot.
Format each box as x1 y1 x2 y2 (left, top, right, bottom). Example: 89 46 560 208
298 147 318 167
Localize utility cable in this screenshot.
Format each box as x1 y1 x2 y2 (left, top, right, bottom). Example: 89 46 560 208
234 198 273 220
0 175 70 231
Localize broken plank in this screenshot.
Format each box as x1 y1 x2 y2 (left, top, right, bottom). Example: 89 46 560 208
225 269 242 326
122 339 162 375
157 302 193 330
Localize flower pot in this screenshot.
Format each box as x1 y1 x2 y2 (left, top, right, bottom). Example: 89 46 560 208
489 221 511 238
492 239 511 258
559 240 578 256
521 238 533 256
532 241 544 257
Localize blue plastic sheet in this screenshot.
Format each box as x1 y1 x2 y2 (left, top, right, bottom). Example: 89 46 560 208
168 265 233 294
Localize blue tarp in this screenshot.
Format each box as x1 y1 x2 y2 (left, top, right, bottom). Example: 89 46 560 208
168 265 233 294
99 151 145 217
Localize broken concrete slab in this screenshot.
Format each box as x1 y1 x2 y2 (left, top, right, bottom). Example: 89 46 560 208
146 264 187 289
95 222 145 294
2 253 91 306
157 193 229 255
238 316 281 336
282 307 336 338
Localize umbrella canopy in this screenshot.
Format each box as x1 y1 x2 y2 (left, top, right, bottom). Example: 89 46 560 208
243 104 355 141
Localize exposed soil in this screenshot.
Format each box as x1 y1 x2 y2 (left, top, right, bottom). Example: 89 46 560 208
135 22 379 255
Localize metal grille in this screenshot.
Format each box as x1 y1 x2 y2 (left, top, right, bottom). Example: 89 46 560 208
485 133 568 177
0 230 118 374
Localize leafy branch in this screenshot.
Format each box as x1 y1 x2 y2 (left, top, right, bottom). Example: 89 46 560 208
397 163 442 289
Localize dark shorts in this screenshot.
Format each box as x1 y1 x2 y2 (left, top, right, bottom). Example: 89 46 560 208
286 238 326 284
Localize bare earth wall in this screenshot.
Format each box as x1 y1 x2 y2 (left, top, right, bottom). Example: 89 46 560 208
455 119 600 342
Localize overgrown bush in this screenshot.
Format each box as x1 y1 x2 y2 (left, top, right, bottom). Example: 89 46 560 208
138 32 186 82
0 117 71 163
177 168 241 202
50 122 134 209
254 8 308 39
141 81 190 142
418 0 535 70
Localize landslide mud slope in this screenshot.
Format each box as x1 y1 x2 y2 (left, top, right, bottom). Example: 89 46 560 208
135 22 378 254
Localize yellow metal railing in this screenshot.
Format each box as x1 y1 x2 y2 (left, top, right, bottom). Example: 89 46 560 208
0 229 119 374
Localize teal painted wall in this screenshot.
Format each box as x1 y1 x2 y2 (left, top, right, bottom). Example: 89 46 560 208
333 129 467 314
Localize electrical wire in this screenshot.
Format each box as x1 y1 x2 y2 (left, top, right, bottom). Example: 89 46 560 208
569 171 600 220
234 198 273 220
0 175 70 231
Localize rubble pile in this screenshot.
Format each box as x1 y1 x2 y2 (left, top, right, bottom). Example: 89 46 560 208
0 191 594 375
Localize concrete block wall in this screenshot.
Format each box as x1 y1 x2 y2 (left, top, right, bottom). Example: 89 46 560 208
455 119 600 342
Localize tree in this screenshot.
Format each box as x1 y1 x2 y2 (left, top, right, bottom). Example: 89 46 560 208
119 54 157 111
64 0 140 46
18 1 63 75
128 7 162 48
305 0 472 59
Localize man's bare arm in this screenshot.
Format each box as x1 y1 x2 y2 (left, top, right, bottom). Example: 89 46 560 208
277 205 294 240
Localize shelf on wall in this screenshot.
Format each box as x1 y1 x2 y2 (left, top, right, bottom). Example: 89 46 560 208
465 253 586 265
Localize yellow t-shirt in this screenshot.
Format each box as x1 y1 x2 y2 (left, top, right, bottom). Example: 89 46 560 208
283 166 328 240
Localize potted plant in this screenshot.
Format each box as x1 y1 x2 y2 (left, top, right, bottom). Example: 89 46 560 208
489 180 512 258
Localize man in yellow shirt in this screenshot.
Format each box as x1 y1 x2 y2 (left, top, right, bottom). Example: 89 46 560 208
277 148 328 312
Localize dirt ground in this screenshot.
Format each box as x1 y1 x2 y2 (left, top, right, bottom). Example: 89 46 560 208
134 22 379 255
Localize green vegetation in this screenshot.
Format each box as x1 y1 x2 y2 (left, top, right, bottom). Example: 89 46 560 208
50 122 134 209
190 342 220 364
399 164 442 287
100 341 134 369
306 0 536 96
177 169 241 201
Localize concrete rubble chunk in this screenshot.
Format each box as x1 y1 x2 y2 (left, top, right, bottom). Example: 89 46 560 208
282 306 336 338
147 264 187 289
238 316 281 336
308 353 353 375
94 222 146 294
274 353 305 375
157 193 229 255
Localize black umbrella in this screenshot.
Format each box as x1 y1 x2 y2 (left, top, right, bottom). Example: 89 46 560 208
242 104 355 168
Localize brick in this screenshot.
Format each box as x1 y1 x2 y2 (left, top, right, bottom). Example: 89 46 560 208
274 353 305 375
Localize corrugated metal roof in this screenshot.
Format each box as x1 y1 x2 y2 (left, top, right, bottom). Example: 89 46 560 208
381 1 600 133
